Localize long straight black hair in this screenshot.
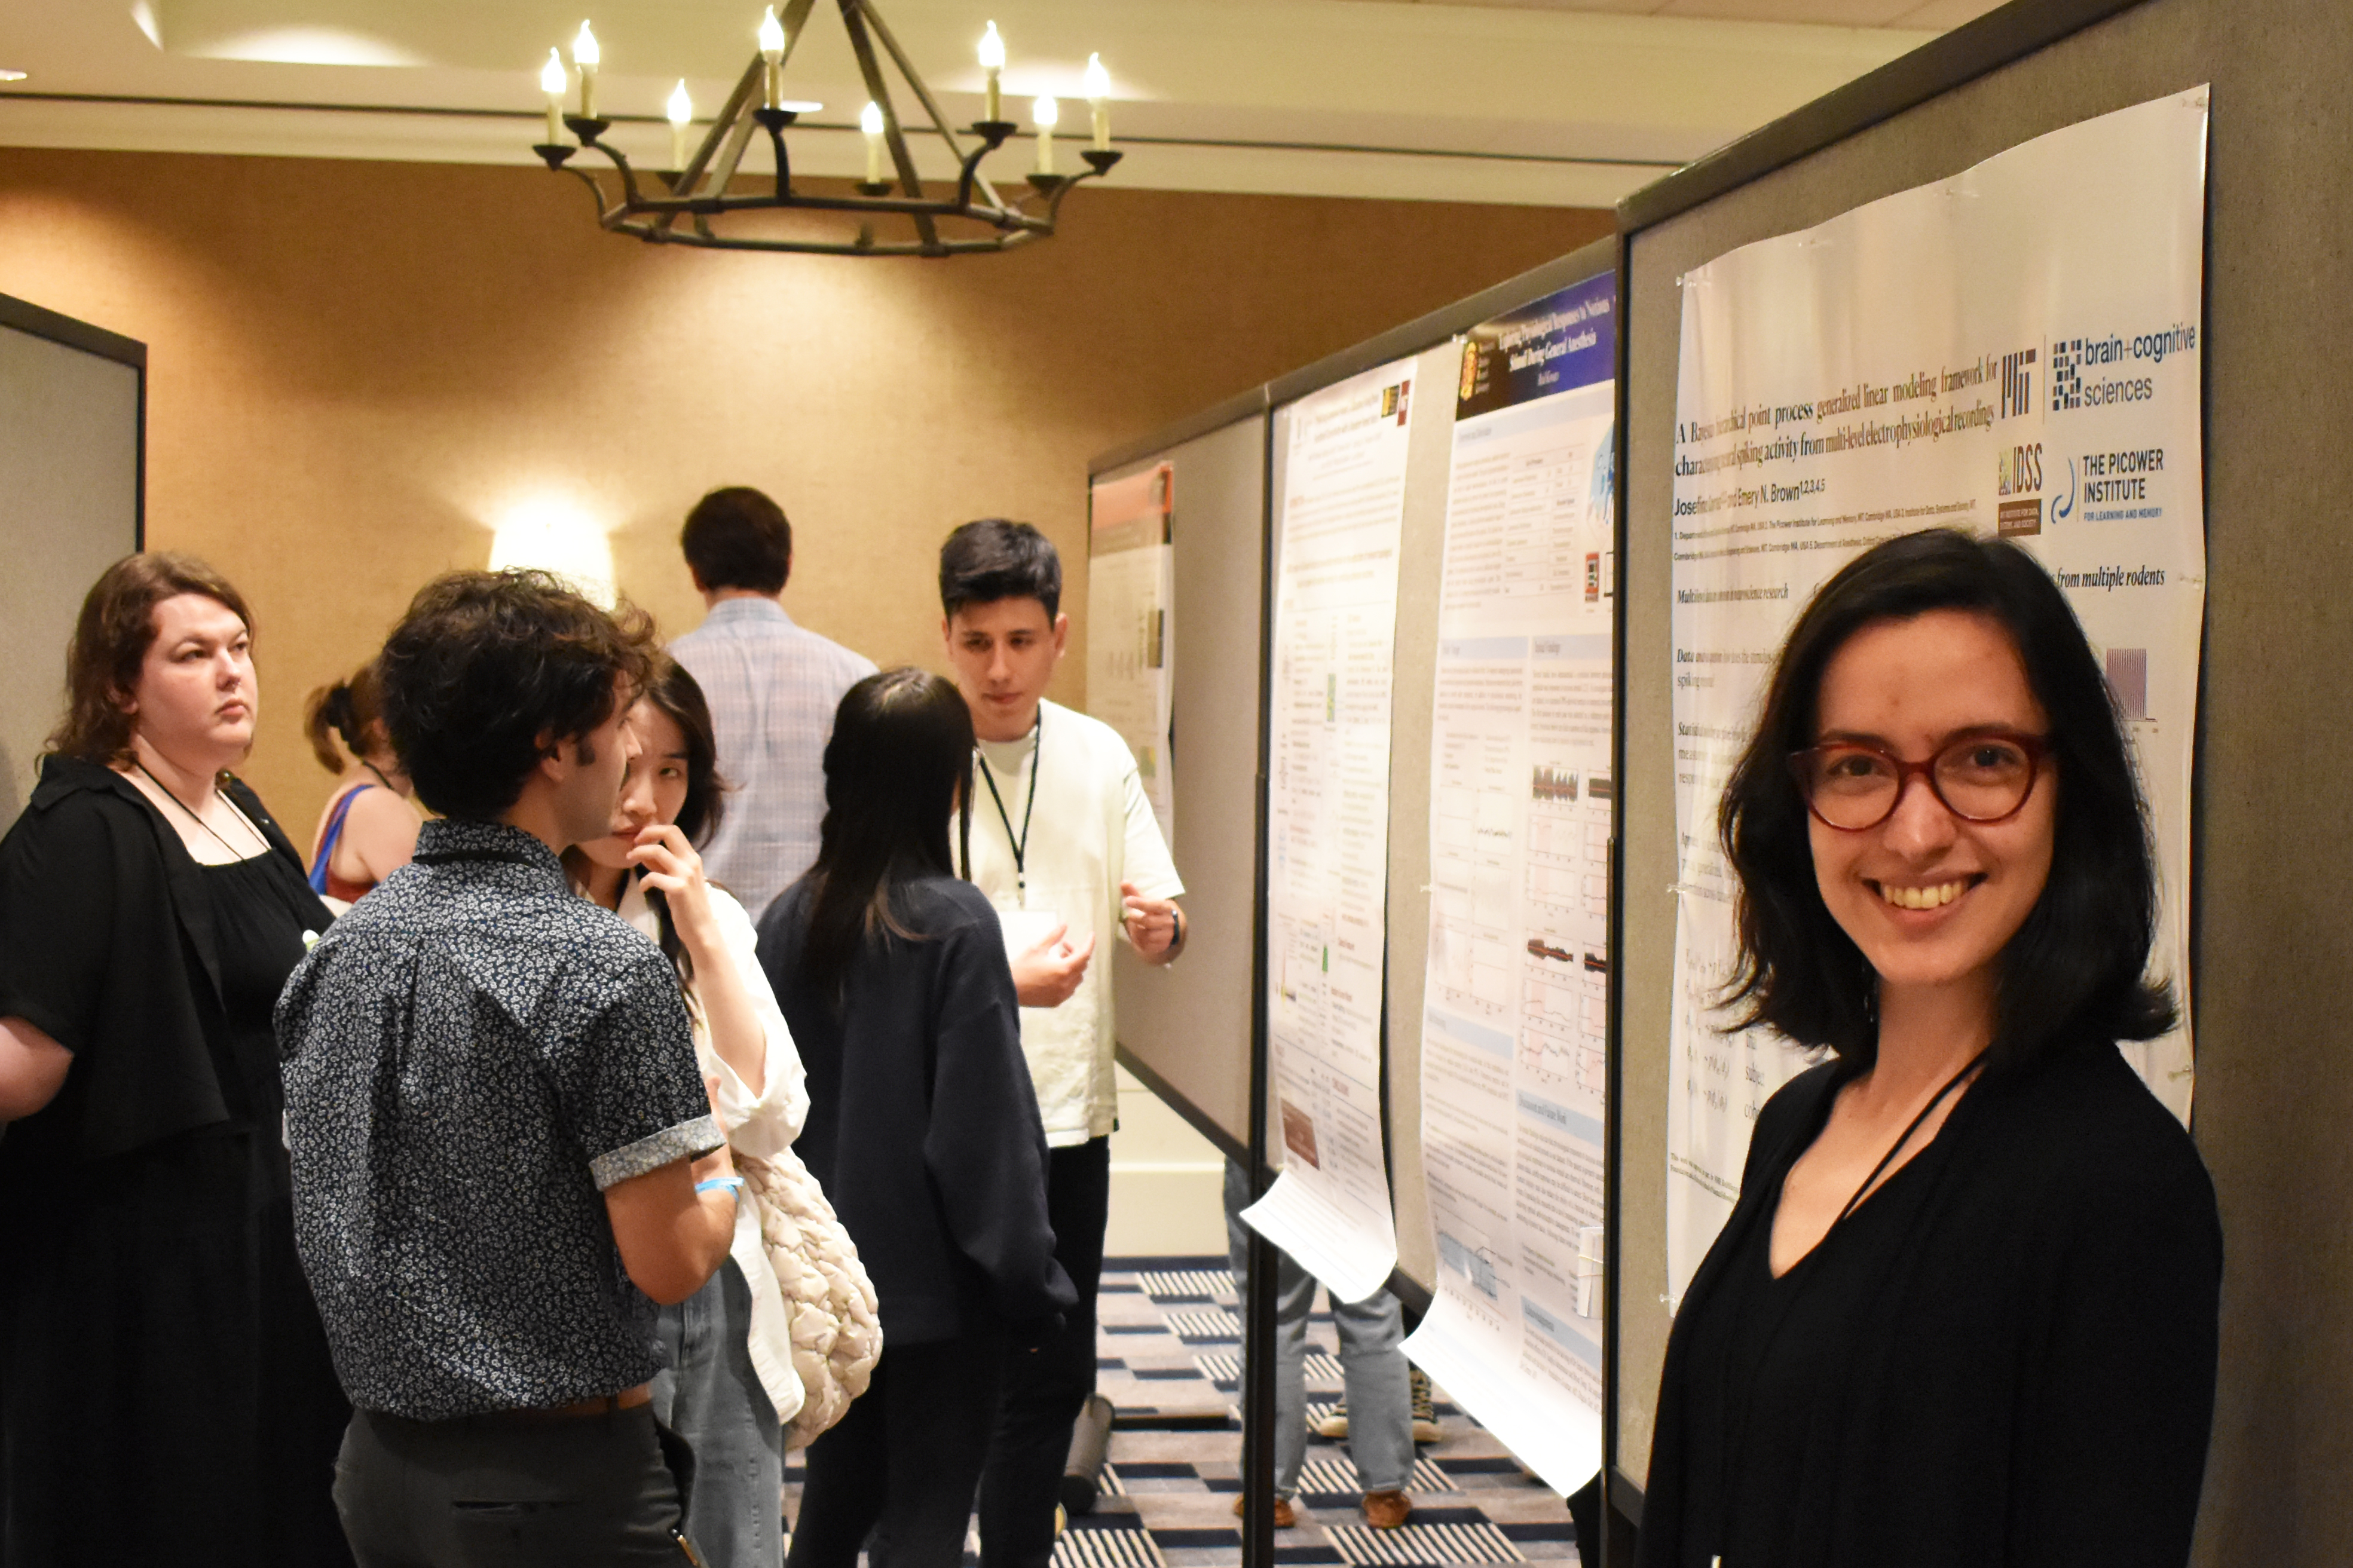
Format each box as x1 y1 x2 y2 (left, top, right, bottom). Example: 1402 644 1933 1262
1718 527 2174 1074
800 667 975 1000
563 652 730 987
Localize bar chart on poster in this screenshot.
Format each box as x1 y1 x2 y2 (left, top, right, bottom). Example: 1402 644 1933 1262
1244 357 1421 1305
1402 272 1617 1493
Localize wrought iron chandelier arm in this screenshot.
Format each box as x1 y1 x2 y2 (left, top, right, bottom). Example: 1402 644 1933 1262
530 0 1116 258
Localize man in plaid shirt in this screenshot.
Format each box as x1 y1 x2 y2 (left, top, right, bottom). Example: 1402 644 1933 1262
669 487 876 921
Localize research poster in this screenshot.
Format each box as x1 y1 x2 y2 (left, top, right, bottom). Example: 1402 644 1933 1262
1245 357 1421 1304
1403 274 1615 1493
1086 464 1176 843
1666 88 2208 1300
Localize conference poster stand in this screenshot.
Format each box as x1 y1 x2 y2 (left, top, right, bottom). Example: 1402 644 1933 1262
1091 238 1619 1568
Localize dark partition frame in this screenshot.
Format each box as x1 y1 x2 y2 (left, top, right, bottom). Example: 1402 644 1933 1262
0 290 148 546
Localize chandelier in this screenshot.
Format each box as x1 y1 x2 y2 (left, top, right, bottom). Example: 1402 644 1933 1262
531 3 1121 258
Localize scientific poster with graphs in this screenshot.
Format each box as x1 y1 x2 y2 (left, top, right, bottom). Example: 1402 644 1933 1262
1244 357 1421 1306
1666 88 2208 1300
1087 464 1176 843
1402 273 1615 1494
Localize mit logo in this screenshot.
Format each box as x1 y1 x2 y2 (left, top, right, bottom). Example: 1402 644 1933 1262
1999 347 2037 419
2050 338 2082 411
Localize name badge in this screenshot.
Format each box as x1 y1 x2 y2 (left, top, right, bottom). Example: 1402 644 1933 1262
996 907 1067 960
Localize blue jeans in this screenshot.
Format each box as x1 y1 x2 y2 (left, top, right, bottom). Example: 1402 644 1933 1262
1223 1160 1413 1497
652 1258 784 1568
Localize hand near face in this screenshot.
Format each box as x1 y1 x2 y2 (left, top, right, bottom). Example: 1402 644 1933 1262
1012 923 1094 1007
629 823 718 944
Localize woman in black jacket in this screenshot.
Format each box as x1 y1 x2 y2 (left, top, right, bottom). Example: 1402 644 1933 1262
1640 528 2220 1568
0 553 351 1567
758 667 1075 1568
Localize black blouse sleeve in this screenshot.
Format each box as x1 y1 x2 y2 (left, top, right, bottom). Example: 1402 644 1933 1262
921 901 1078 1325
0 770 229 1157
2013 1143 2222 1568
0 791 121 1052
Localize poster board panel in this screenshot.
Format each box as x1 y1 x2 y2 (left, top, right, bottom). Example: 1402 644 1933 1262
0 301 143 831
1608 19 2353 1564
1106 414 1268 1157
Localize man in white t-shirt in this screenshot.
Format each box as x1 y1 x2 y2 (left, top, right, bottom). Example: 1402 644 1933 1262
939 519 1187 1568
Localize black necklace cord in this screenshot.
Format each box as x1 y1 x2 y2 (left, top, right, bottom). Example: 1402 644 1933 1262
136 761 265 860
1832 1051 1985 1229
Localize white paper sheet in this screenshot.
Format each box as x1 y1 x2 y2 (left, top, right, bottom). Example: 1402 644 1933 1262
1403 275 1616 1493
1665 88 2210 1301
1085 465 1176 844
1244 357 1421 1305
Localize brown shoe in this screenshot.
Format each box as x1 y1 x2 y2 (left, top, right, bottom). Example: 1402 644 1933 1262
1361 1489 1411 1530
1231 1494 1298 1529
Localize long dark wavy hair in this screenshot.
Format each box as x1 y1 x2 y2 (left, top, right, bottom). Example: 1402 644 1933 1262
799 667 975 1001
1716 528 2174 1075
564 653 729 987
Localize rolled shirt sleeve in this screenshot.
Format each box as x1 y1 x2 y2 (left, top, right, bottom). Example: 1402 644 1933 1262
568 949 725 1190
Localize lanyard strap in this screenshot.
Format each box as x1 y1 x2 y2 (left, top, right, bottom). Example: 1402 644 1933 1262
1832 1053 1982 1229
975 709 1042 901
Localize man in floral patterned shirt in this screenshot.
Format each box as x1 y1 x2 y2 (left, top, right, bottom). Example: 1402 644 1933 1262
279 571 739 1567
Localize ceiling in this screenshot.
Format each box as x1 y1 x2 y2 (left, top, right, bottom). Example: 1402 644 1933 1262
0 0 2003 206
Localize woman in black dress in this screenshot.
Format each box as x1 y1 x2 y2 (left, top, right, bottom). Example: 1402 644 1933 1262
0 553 353 1567
757 669 1075 1568
1639 528 2221 1568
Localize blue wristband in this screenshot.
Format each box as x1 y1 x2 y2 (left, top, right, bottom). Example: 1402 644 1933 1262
695 1176 744 1198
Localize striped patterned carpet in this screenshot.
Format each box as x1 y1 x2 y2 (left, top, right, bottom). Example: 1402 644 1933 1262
782 1257 1581 1568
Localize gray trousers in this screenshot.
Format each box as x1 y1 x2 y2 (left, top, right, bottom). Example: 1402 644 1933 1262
1223 1159 1415 1497
653 1258 785 1568
332 1403 686 1567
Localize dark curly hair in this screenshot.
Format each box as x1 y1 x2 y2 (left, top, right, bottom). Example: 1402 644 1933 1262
48 553 254 767
375 569 657 823
1717 528 2173 1075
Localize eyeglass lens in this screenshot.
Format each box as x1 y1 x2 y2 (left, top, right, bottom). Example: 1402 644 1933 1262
1801 737 2036 829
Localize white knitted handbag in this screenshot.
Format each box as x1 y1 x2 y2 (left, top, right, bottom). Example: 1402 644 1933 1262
735 1147 883 1448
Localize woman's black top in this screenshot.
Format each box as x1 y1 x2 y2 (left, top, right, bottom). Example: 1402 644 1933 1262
757 871 1075 1346
1668 1071 1958 1568
1639 1042 2221 1568
0 756 353 1568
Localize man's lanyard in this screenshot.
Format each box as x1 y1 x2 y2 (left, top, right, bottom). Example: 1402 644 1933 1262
975 709 1042 905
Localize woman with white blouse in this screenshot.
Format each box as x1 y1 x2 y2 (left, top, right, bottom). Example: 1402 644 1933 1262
571 654 809 1568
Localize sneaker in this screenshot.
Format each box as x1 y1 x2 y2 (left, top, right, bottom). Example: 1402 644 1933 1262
1313 1399 1349 1440
1360 1489 1412 1530
1231 1493 1298 1529
1409 1368 1441 1444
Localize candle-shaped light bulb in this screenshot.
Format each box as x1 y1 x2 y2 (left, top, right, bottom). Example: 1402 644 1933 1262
667 79 693 169
1033 94 1057 175
539 47 566 143
1084 52 1110 151
861 100 886 185
977 20 1005 122
571 20 599 120
757 6 785 108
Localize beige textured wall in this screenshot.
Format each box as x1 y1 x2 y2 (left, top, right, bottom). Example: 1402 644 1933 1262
0 146 1608 837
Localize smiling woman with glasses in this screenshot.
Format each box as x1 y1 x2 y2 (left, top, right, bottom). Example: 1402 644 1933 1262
1635 527 2222 1568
